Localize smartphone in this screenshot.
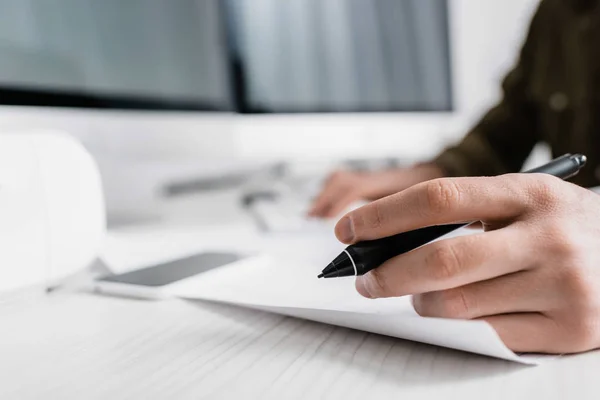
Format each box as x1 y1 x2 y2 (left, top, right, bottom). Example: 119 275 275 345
93 251 245 299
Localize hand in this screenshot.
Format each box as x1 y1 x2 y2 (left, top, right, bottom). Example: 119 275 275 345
334 174 600 354
308 165 443 218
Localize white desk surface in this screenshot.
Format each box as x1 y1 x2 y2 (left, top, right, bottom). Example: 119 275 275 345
2 192 600 399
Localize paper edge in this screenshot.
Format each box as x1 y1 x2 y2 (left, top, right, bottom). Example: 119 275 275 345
178 295 542 365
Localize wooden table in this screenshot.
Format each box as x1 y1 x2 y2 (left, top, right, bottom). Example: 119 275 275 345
1 287 599 400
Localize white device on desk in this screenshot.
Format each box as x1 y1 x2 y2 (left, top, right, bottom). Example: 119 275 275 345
93 252 249 300
0 131 106 292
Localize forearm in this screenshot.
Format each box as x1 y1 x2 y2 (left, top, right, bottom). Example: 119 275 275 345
430 1 547 178
432 108 539 178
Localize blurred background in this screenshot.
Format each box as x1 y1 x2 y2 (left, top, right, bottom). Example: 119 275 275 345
0 0 544 230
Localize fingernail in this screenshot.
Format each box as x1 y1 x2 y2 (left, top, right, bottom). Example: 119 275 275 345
335 216 355 243
355 277 373 298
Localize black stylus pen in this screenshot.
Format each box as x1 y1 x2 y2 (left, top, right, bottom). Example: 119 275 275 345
318 153 587 279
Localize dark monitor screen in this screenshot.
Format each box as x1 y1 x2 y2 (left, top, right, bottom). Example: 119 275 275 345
225 0 453 113
0 0 451 114
0 0 233 111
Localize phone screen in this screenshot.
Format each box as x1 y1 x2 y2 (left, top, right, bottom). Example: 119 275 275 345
98 252 243 287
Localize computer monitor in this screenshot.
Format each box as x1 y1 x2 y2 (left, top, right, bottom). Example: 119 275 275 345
0 0 540 222
0 0 540 164
0 0 232 112
224 0 456 163
224 0 453 114
224 0 540 163
0 0 241 222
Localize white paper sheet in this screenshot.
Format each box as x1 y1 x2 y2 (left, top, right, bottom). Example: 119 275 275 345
167 231 545 365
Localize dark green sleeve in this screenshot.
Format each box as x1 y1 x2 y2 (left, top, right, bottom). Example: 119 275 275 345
432 2 547 177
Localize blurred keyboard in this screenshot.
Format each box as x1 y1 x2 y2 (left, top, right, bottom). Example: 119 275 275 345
250 198 335 234
240 167 371 234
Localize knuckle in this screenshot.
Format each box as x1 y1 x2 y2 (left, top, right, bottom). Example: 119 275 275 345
352 201 387 238
559 268 598 309
443 288 472 319
424 179 462 215
425 243 461 282
550 234 580 262
527 175 561 210
565 317 600 352
368 202 384 230
538 222 581 262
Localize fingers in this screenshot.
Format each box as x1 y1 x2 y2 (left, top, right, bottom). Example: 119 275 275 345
324 194 361 219
308 181 346 218
412 270 556 320
482 313 562 353
355 227 532 298
335 174 546 243
308 172 359 218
